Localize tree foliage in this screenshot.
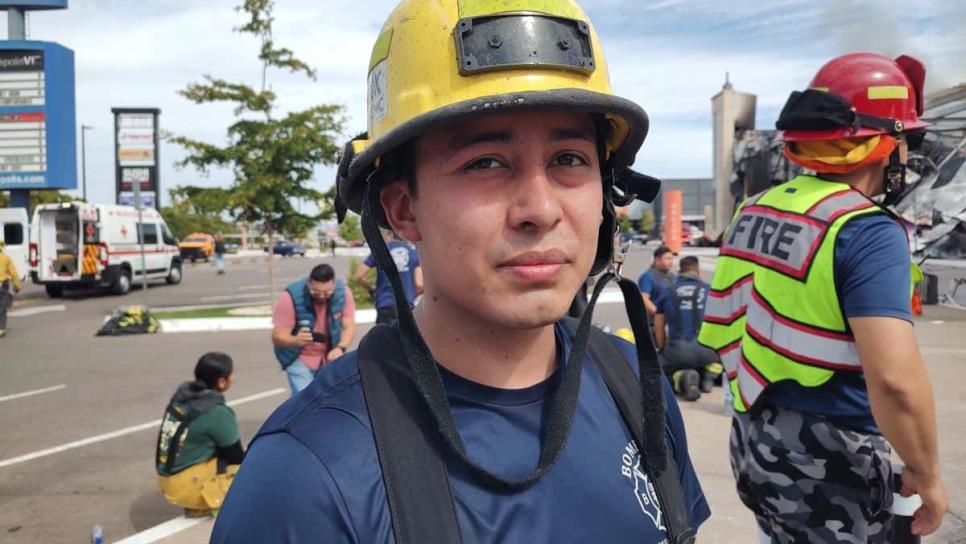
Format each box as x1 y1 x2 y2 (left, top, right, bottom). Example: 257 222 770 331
347 257 375 309
338 213 363 242
170 0 344 240
0 190 78 212
161 188 239 240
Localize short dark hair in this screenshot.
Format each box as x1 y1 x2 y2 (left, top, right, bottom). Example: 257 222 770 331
679 256 699 272
194 352 233 390
653 246 673 259
309 263 335 283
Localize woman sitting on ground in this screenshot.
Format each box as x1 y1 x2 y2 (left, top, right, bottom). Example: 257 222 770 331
155 352 245 517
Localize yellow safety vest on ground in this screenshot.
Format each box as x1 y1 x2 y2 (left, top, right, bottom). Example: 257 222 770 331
698 175 888 413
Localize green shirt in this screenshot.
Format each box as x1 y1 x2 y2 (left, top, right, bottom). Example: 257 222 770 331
156 382 241 475
169 404 240 473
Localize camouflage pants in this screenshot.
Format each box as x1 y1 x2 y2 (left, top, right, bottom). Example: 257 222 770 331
730 405 894 543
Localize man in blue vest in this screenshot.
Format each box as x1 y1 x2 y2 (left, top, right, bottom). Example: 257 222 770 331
653 256 722 401
271 263 356 394
354 229 422 324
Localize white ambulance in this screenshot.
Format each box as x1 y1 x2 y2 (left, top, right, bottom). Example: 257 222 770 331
28 202 182 297
0 207 29 283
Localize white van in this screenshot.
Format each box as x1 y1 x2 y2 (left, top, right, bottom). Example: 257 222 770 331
0 207 29 282
29 202 182 297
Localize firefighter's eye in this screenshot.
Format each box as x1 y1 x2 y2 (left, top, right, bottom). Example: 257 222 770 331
463 157 505 171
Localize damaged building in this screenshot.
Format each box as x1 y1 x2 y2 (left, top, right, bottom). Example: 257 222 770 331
895 84 966 258
713 80 966 260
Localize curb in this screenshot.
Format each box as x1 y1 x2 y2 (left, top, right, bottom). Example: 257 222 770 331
157 290 630 334
160 309 378 333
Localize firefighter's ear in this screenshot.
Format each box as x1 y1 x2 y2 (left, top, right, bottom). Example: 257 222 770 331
379 180 421 243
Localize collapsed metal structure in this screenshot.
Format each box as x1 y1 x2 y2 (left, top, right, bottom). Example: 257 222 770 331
895 84 966 258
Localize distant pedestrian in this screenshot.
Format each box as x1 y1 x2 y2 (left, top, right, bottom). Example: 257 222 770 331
156 352 244 518
354 230 422 325
0 240 21 338
214 235 226 275
637 245 675 317
329 238 337 257
272 264 357 394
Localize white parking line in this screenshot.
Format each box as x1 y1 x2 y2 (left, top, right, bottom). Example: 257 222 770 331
236 277 302 291
237 284 276 291
9 304 66 317
0 384 66 403
114 515 208 544
0 388 286 469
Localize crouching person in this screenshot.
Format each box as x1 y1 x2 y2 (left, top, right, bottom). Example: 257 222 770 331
155 352 245 517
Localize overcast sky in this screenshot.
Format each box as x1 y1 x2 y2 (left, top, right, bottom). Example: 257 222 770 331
12 0 966 207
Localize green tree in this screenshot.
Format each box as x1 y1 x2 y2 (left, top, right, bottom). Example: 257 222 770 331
641 210 655 233
0 190 79 211
338 213 363 243
161 187 239 240
617 214 632 234
170 0 344 305
347 257 375 309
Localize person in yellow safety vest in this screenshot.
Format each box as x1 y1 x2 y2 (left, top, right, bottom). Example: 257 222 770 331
698 53 948 542
0 240 22 338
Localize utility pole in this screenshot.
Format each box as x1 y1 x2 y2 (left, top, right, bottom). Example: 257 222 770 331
133 179 149 308
80 124 93 201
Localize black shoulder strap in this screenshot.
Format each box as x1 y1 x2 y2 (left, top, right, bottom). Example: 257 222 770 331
584 324 696 544
156 403 196 475
357 325 462 544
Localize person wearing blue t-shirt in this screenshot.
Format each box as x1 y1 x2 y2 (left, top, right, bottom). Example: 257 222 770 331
654 256 722 401
638 245 676 317
702 53 947 541
211 1 710 542
355 230 422 325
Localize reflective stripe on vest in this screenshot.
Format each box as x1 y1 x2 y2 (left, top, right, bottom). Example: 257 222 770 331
705 274 753 325
698 176 884 413
745 287 859 370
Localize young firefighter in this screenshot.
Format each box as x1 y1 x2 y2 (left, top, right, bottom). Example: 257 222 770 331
699 53 947 542
155 352 244 517
212 1 709 542
653 256 722 401
0 240 20 337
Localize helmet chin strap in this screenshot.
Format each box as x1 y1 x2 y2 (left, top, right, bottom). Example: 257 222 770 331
881 145 906 207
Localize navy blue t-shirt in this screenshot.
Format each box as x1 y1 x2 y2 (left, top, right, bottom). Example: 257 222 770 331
638 268 675 307
364 240 420 310
655 275 710 342
761 213 913 433
211 324 710 543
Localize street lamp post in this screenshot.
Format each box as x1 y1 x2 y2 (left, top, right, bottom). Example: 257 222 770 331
81 125 93 201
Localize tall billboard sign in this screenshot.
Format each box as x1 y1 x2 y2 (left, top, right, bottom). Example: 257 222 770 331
112 107 160 209
0 41 76 190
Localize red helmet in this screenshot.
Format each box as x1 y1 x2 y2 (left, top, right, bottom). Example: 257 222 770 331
781 53 929 142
